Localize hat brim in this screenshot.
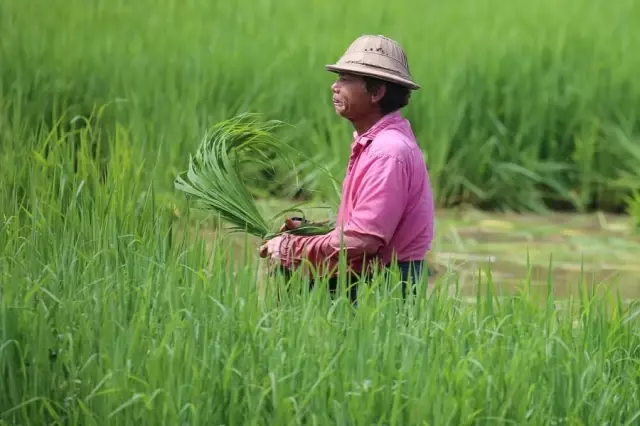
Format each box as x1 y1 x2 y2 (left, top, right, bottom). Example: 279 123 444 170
325 63 420 90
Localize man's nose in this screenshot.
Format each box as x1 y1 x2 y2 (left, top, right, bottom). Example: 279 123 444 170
331 81 339 93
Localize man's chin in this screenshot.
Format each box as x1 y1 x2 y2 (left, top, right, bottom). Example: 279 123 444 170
333 106 347 117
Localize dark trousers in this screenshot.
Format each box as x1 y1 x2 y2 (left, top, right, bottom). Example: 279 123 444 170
284 260 427 304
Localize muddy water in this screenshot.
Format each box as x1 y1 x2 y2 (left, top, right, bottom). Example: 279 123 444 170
430 208 640 300
176 203 640 300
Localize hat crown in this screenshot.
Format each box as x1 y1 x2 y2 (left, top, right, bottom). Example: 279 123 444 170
343 35 410 71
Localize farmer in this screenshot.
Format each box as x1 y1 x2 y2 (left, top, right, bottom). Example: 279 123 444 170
260 34 435 301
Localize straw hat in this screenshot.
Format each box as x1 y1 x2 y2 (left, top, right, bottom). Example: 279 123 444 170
326 35 420 90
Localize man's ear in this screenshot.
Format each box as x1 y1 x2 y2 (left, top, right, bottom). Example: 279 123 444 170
370 83 386 104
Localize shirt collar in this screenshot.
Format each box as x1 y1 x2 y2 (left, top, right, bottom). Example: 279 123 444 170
353 110 404 146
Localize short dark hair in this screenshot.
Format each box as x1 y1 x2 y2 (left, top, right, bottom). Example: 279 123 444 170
363 76 412 115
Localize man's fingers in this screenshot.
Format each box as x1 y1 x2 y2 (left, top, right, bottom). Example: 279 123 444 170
258 244 268 258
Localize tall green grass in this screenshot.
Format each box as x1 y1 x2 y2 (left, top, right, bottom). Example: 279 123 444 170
1 124 640 424
2 0 640 212
2 1 640 422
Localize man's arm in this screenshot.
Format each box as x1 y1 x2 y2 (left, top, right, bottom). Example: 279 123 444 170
278 154 409 276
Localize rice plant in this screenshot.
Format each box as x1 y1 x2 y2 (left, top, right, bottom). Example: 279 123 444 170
2 0 640 424
174 113 334 240
3 0 640 213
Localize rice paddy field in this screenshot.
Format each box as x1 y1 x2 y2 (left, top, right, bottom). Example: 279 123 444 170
2 0 640 424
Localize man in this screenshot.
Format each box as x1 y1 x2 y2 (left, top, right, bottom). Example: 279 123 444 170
260 34 435 301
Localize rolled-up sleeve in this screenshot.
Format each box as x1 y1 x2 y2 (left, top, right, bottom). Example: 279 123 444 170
278 154 408 276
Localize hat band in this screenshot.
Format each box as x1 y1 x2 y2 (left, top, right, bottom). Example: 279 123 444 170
339 60 409 78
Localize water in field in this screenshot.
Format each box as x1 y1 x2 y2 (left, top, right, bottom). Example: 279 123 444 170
430 208 640 300
178 201 640 300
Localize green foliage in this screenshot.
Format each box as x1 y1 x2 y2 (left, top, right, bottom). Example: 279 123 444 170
2 180 640 424
2 0 640 212
626 191 640 231
1 0 640 423
1 118 639 423
174 113 334 239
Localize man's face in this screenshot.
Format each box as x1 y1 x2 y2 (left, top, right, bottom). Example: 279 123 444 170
331 73 384 120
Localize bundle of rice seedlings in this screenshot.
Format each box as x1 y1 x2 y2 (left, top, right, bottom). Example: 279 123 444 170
174 113 334 240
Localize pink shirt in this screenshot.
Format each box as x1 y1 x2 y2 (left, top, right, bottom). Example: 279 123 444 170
278 110 434 277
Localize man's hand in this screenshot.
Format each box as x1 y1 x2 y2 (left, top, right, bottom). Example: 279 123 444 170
258 234 288 278
258 217 304 271
258 217 302 261
259 235 285 260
